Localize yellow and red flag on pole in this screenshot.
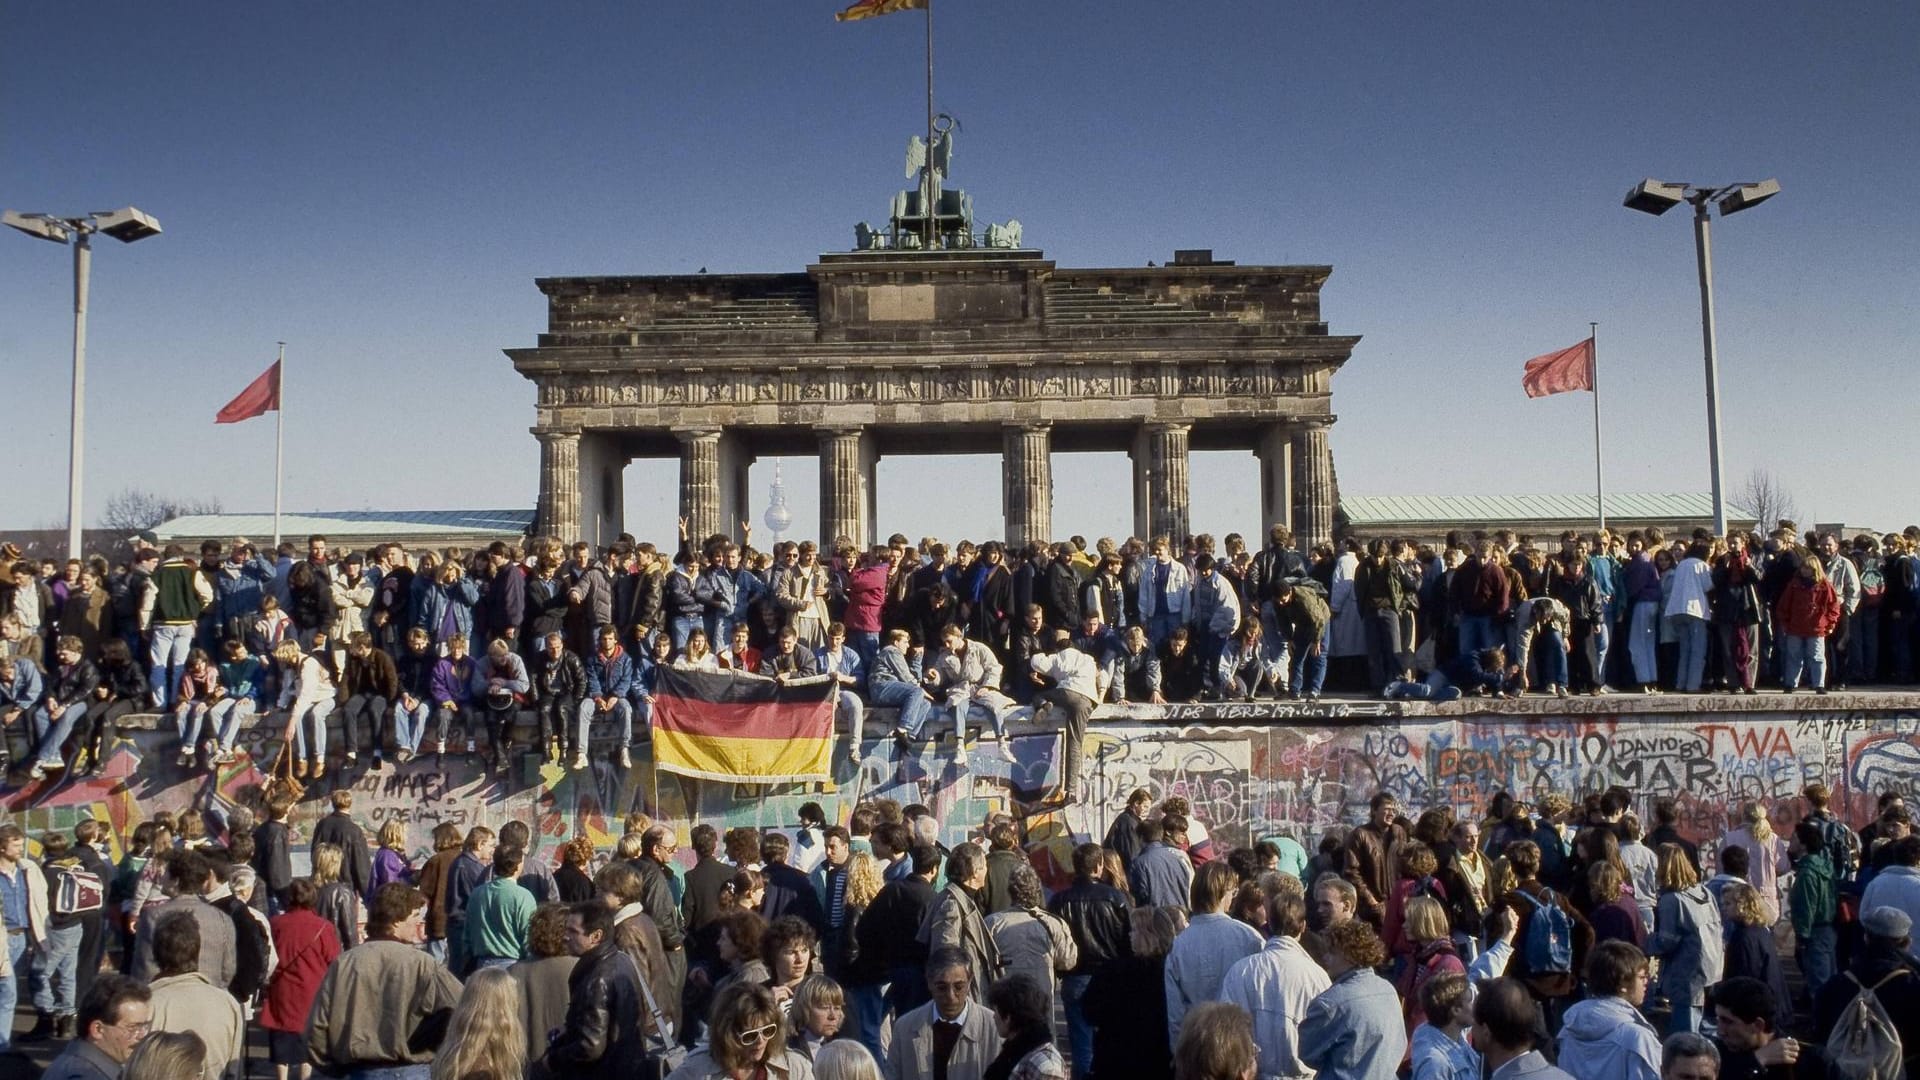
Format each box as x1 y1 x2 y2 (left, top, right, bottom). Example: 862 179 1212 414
836 0 926 21
652 668 838 783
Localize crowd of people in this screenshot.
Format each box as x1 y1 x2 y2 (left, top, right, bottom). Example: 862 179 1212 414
0 774 1917 1080
4 517 1912 800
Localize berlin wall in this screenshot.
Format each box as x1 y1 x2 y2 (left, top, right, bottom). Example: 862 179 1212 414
8 695 1919 883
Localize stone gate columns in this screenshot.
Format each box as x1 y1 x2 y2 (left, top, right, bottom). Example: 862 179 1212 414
535 430 581 542
818 427 877 547
678 429 751 542
576 432 626 550
1256 423 1294 543
1294 419 1334 550
1002 422 1053 548
1130 422 1191 542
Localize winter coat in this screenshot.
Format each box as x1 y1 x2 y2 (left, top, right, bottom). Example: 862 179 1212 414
430 655 478 707
414 576 481 643
1648 884 1723 1006
585 646 634 698
1555 994 1661 1080
1775 578 1841 637
328 571 374 642
260 908 341 1033
535 649 587 705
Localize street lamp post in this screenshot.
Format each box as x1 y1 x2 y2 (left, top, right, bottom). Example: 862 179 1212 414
1623 178 1778 536
4 207 162 559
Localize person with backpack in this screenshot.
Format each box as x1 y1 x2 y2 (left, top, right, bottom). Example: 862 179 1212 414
1384 842 1450 960
24 832 98 1043
1790 821 1841 1002
1500 839 1593 1032
1849 537 1885 685
1648 844 1725 1036
1814 906 1920 1077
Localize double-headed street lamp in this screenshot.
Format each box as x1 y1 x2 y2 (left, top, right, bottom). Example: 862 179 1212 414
1623 178 1779 536
4 206 163 559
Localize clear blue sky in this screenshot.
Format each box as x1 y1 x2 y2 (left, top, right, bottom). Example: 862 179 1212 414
5 2 1916 544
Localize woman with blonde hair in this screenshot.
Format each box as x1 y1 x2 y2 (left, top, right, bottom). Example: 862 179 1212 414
369 819 414 897
839 851 888 1055
310 843 362 947
813 1039 885 1080
1647 843 1723 1035
1719 881 1793 1032
1777 552 1842 692
123 1030 208 1080
431 966 527 1080
1720 800 1789 924
1397 896 1465 1035
273 639 335 778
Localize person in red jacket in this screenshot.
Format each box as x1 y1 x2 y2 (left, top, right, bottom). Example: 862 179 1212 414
1776 554 1842 694
261 878 341 1080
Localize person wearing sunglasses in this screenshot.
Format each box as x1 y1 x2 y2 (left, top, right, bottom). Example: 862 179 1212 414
669 981 812 1080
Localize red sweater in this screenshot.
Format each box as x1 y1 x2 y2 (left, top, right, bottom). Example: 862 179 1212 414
1775 579 1841 638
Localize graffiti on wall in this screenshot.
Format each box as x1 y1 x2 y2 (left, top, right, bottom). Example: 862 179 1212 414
6 707 1919 877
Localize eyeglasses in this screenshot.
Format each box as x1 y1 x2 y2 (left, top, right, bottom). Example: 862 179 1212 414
109 1020 152 1037
735 1022 781 1047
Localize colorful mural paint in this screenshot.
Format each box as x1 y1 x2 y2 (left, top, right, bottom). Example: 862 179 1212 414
8 699 1919 880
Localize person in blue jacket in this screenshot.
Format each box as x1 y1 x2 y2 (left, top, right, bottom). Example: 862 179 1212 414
583 624 636 768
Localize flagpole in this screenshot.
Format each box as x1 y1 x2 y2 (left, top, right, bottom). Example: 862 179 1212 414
273 341 286 549
1590 323 1604 531
924 0 936 251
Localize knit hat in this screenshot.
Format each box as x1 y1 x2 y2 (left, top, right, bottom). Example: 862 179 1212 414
1862 906 1912 940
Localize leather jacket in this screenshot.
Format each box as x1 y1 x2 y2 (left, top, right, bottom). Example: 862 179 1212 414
1047 878 1133 976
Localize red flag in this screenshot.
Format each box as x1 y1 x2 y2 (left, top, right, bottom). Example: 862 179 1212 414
215 361 281 423
1521 338 1595 398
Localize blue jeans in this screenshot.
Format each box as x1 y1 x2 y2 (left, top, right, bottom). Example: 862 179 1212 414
1384 671 1461 701
1591 617 1613 688
394 700 430 753
1671 614 1709 690
1534 629 1569 689
1799 925 1837 999
1061 973 1094 1078
207 698 255 751
579 697 633 749
0 933 24 1050
1852 607 1880 682
871 681 933 738
1781 633 1827 689
1289 633 1328 696
31 702 87 768
32 922 83 1017
1458 614 1499 657
668 614 702 652
147 623 196 706
175 702 212 748
290 700 333 759
1668 1001 1703 1036
1629 601 1661 684
849 631 880 676
848 981 888 1063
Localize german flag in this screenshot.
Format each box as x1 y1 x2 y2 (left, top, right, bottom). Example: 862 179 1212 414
836 0 926 21
653 668 838 783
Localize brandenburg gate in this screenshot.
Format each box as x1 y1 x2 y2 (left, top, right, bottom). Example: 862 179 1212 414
509 131 1358 551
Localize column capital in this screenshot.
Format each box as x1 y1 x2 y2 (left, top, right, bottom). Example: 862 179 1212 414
1003 420 1053 433
672 427 723 443
1144 420 1193 435
532 428 581 443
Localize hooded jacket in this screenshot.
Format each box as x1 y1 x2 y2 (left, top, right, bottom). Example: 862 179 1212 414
1555 995 1662 1080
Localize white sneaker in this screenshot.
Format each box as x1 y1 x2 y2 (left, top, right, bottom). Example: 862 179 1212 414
998 741 1017 763
570 753 589 771
954 740 969 767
